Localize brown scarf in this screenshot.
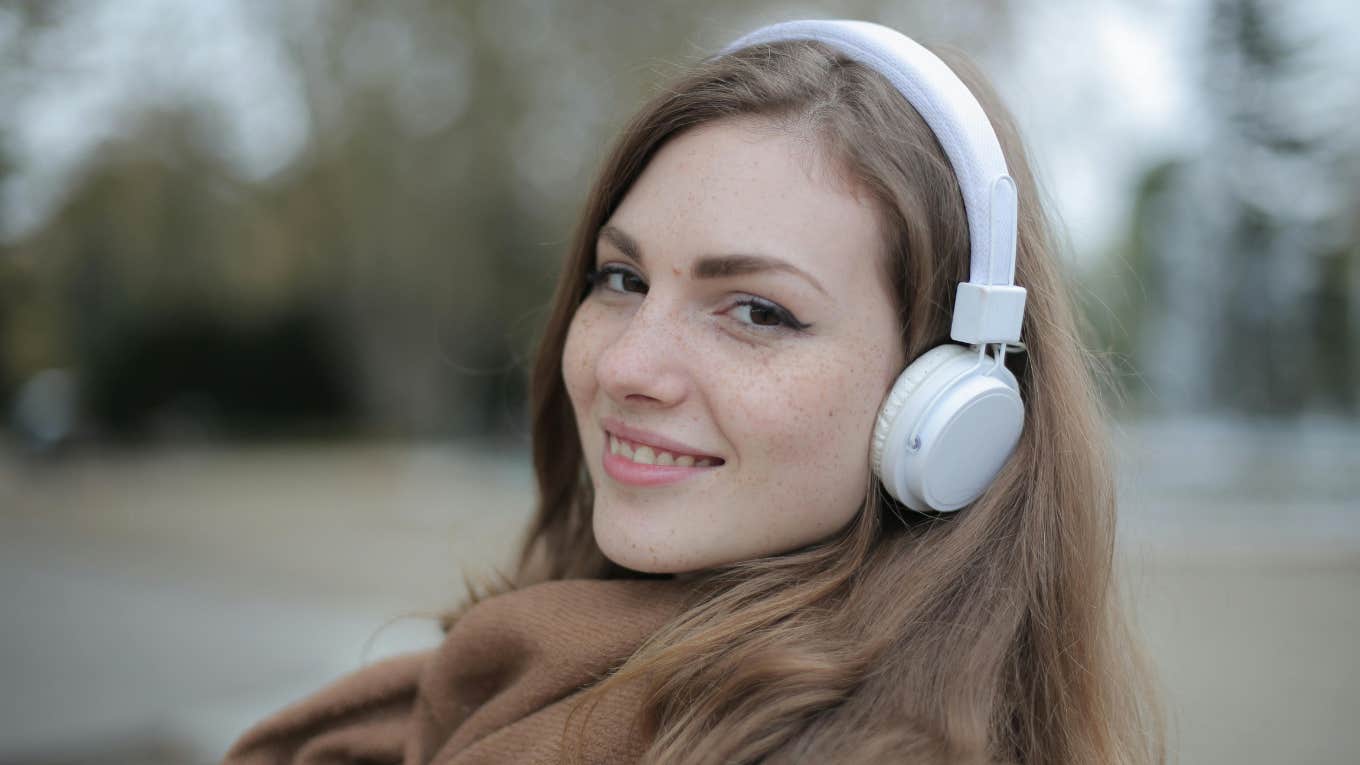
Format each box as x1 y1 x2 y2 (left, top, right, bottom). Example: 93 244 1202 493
222 577 693 764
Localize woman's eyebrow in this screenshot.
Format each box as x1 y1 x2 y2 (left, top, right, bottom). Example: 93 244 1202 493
598 224 828 297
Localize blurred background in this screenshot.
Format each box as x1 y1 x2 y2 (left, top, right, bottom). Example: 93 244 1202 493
0 0 1355 763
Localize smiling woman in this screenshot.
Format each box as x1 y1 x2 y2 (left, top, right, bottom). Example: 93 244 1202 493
564 118 903 574
223 18 1164 765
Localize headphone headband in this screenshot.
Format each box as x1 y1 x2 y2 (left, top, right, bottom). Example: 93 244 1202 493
717 19 1026 344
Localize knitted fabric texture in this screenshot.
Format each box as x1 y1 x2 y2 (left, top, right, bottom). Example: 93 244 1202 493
222 577 693 764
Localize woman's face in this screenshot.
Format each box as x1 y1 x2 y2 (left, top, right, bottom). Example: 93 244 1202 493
563 118 904 574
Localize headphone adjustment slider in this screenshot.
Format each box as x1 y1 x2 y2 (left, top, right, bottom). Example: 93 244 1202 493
949 282 1026 345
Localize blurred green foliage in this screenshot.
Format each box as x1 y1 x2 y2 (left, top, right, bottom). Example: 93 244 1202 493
1087 0 1359 416
0 0 929 442
0 0 1354 447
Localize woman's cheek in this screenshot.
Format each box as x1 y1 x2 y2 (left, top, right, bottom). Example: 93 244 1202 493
719 357 838 465
562 308 601 407
742 353 848 430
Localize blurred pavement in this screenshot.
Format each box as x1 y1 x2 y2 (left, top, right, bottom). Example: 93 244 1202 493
1 418 1357 764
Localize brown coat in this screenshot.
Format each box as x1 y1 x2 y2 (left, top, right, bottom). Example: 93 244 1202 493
222 578 692 764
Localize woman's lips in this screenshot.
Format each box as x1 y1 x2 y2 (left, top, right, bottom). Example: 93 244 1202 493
600 428 723 487
600 417 723 463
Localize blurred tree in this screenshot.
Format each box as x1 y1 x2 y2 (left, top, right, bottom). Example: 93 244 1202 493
1 0 1023 443
1091 0 1359 416
0 2 44 413
0 126 14 408
7 106 359 440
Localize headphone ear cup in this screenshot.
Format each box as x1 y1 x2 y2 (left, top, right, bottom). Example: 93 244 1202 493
870 345 968 478
872 344 1023 513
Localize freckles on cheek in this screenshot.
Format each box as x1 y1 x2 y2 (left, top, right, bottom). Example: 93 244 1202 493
744 365 857 452
564 310 600 387
770 352 890 470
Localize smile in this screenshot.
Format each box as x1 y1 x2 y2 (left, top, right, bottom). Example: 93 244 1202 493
609 433 717 466
600 427 724 488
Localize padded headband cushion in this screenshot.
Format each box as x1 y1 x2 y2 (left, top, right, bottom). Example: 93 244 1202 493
868 345 968 475
717 20 1028 345
717 19 1018 288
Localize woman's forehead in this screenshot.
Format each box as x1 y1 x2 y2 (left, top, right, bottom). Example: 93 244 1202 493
606 120 884 288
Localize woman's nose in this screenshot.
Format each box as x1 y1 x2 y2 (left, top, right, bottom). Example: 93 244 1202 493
595 298 691 408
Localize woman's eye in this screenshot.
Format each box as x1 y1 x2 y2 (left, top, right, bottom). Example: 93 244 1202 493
733 301 781 327
729 298 810 332
585 266 807 334
588 264 648 295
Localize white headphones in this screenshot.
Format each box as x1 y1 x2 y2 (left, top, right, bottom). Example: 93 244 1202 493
719 20 1027 513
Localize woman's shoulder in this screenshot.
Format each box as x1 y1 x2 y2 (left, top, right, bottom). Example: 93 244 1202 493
221 649 430 764
220 576 695 764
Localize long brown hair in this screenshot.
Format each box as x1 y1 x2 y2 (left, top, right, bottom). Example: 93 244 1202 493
478 36 1162 764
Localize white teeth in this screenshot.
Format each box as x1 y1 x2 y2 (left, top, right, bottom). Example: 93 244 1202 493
609 433 717 468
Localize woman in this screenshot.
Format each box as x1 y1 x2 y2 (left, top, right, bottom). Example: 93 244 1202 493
225 19 1164 765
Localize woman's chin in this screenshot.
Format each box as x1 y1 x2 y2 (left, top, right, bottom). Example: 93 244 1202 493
594 511 707 574
597 535 684 574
